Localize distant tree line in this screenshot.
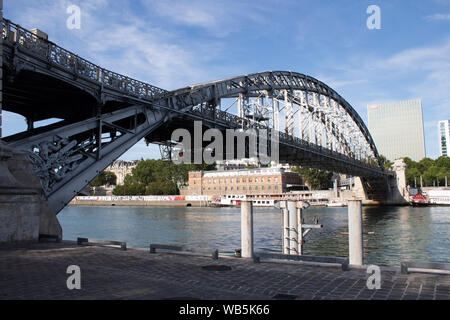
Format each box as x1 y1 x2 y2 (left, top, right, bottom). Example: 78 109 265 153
401 157 450 187
112 160 215 196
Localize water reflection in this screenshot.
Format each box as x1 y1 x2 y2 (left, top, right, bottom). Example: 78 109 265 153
59 205 450 266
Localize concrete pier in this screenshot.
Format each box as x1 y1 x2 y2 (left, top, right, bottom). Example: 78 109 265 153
240 201 254 258
348 200 364 266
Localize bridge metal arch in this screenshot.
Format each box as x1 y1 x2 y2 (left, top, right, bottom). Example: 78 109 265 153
0 16 392 214
156 71 383 169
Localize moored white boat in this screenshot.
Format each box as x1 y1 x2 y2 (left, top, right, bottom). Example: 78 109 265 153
327 200 346 207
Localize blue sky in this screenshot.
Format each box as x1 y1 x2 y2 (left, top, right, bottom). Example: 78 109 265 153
3 0 450 160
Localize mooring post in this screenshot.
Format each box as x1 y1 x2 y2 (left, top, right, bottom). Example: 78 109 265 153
297 203 304 255
287 201 297 255
282 201 289 254
241 201 254 258
348 199 364 266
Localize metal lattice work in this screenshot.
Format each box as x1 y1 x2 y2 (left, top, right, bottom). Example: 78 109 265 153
1 19 168 101
1 17 391 212
6 106 168 213
154 71 383 170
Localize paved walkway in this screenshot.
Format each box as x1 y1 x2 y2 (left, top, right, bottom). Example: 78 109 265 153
0 242 449 300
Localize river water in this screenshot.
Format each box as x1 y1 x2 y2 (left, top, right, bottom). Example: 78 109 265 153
59 205 450 267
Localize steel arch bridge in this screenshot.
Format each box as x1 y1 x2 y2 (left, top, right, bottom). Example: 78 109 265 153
0 19 391 215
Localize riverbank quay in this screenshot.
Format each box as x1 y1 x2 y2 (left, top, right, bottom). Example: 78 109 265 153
0 241 449 301
69 200 207 207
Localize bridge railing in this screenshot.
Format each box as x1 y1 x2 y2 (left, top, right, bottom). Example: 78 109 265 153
1 18 168 100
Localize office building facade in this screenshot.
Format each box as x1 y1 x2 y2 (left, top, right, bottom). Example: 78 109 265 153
367 99 426 162
439 120 450 157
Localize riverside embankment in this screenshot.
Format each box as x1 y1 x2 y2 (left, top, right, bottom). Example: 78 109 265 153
0 241 449 300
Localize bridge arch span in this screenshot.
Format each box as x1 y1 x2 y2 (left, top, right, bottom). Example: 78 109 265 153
155 71 383 169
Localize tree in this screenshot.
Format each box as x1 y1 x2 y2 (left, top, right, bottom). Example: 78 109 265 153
379 155 393 170
291 167 333 190
112 160 215 195
90 171 117 187
406 167 421 187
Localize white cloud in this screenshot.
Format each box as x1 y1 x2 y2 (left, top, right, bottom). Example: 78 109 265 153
425 13 450 21
142 0 272 37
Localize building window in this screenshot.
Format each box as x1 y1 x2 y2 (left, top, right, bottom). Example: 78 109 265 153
274 178 278 182
249 186 252 190
268 178 271 182
219 179 223 184
237 179 240 183
249 178 252 183
208 180 211 184
255 186 258 190
242 178 246 183
255 178 258 183
214 179 217 184
231 179 234 183
261 178 265 182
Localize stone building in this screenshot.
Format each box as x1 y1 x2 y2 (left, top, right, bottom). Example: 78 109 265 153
105 160 138 186
183 167 304 196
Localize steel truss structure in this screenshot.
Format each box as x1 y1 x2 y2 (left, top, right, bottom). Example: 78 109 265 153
1 18 390 213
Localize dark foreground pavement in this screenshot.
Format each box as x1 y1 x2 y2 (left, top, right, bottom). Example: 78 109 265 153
0 242 449 300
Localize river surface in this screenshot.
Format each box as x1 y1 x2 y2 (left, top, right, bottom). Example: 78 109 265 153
59 205 450 267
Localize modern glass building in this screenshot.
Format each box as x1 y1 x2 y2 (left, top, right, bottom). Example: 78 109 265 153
439 120 450 157
367 98 426 162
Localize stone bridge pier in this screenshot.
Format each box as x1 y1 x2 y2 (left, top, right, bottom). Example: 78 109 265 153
0 141 61 243
388 159 409 205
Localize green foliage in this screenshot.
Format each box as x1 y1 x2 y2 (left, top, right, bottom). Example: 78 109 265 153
291 167 333 190
112 160 215 196
379 155 393 171
401 156 450 187
90 171 117 187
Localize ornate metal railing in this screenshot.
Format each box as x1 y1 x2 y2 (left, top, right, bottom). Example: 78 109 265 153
1 19 168 100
